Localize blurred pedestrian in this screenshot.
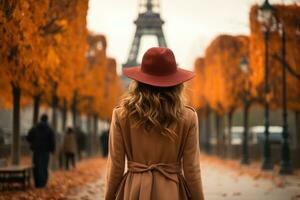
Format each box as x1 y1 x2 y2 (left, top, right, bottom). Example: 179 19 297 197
62 127 77 170
26 114 55 188
105 48 204 200
58 136 64 169
0 128 5 145
100 128 109 157
75 126 86 160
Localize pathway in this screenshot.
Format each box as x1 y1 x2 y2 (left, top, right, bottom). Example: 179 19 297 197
67 159 300 200
202 163 300 200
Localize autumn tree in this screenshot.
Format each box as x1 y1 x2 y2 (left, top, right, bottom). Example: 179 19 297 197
84 33 123 121
61 0 89 128
0 0 49 165
186 57 206 110
249 4 300 146
249 5 300 111
203 34 249 155
76 33 123 155
1 0 123 162
101 58 123 120
24 0 78 126
204 35 249 115
186 57 213 152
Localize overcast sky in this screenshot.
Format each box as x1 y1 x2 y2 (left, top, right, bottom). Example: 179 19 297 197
87 0 298 72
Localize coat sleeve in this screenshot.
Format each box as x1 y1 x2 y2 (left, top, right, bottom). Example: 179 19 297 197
183 111 205 200
105 109 125 200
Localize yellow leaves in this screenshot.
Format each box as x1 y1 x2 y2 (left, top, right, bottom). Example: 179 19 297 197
53 33 63 43
0 158 107 200
187 35 249 114
76 33 123 119
188 4 300 114
99 57 123 119
56 19 68 28
46 47 60 71
186 57 206 109
0 0 49 87
205 35 249 113
0 0 122 121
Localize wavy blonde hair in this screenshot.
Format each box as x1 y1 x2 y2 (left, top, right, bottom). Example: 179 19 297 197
120 80 185 141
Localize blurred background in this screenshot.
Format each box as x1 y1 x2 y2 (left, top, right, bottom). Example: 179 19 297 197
0 0 300 199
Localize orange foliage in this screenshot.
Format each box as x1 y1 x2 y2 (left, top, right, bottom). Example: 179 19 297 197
186 57 206 109
0 0 50 105
0 73 10 108
78 33 123 120
188 4 299 114
55 0 89 104
100 58 123 119
204 35 249 114
249 4 300 111
0 0 122 121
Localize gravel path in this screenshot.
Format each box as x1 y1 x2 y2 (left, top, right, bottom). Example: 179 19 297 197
66 165 106 200
67 159 300 200
202 163 300 200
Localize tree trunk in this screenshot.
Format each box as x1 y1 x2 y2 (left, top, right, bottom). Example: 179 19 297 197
205 107 211 153
93 114 99 155
78 114 83 129
295 111 300 148
51 82 59 170
87 114 92 156
92 114 100 154
227 110 233 147
61 98 67 132
11 84 21 166
51 83 58 132
32 94 41 126
220 115 225 158
227 110 233 158
215 112 221 156
72 90 78 127
196 109 204 149
241 103 250 165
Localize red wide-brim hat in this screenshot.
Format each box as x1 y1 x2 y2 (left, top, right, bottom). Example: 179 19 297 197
123 47 194 87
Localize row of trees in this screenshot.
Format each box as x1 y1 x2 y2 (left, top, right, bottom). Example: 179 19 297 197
187 35 250 151
0 0 123 165
187 4 300 150
249 5 300 110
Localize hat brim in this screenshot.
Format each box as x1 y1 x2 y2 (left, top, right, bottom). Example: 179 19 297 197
123 66 195 87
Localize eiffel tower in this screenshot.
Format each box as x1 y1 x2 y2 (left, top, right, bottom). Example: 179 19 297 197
123 0 168 68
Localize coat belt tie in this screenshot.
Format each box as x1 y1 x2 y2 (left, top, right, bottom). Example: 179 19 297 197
128 161 181 183
115 161 191 200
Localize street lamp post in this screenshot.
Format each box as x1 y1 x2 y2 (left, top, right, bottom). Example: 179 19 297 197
240 56 250 165
278 23 293 174
257 0 276 170
261 26 273 170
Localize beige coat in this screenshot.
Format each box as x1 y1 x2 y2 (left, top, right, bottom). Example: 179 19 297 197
62 133 77 154
105 106 204 200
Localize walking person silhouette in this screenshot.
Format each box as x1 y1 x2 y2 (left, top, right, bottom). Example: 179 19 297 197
26 114 55 188
105 47 204 200
62 127 77 170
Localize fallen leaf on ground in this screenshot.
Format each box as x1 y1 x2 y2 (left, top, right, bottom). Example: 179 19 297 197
0 157 106 200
